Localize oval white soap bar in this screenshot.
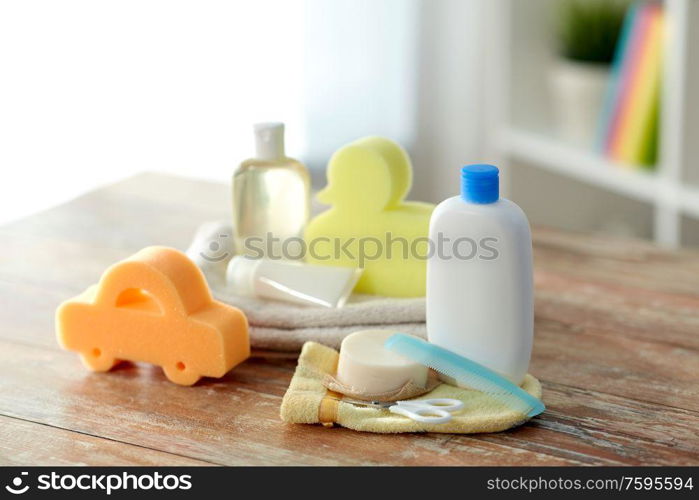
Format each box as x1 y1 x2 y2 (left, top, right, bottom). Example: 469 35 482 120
336 330 428 394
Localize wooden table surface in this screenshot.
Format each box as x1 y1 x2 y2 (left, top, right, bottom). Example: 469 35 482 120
1 173 698 466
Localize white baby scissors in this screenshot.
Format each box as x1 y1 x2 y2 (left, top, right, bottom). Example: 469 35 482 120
343 398 464 424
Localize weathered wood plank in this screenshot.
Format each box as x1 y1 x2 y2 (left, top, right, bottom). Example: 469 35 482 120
2 173 699 465
0 173 227 249
0 416 211 466
531 317 699 412
533 227 699 295
470 381 699 465
535 270 699 350
0 340 581 466
2 337 698 465
4 264 697 418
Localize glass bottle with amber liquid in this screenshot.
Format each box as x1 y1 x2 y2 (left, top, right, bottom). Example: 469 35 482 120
232 123 310 259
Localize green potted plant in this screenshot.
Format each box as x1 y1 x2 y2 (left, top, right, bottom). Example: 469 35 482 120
550 0 628 147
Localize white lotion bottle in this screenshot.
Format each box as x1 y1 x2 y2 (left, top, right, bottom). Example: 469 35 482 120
426 164 533 385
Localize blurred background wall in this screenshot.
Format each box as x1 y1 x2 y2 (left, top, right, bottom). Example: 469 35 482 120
1 0 697 247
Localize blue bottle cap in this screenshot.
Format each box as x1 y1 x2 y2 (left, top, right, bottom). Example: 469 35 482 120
461 164 499 204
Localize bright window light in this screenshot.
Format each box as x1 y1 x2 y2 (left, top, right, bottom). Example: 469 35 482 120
0 0 306 224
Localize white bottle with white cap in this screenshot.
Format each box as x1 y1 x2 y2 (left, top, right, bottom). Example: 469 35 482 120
232 123 310 259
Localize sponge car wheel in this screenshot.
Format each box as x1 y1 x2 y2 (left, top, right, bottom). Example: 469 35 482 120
163 362 201 386
80 348 118 372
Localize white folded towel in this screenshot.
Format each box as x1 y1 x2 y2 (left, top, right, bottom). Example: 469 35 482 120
187 221 426 351
213 289 426 351
247 323 426 352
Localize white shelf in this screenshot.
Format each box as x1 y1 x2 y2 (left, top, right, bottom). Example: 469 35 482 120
680 185 699 219
486 0 699 247
501 129 658 204
501 128 699 221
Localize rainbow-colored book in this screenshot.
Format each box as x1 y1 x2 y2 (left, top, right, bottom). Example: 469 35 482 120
598 1 664 168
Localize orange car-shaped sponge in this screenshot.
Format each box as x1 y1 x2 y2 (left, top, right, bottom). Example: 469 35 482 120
56 246 250 386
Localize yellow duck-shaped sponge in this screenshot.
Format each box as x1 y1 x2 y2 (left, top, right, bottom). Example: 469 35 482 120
305 137 434 297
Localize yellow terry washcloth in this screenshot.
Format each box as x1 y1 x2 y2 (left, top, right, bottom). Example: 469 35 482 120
280 341 543 434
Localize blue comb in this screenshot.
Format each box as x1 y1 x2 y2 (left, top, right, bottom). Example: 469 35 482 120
385 333 545 418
